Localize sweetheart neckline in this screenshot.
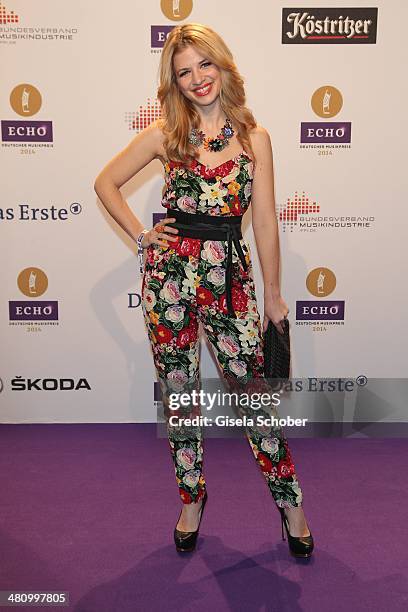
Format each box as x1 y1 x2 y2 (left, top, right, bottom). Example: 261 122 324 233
161 150 253 173
193 150 252 172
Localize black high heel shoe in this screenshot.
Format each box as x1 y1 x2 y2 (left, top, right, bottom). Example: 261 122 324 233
278 506 314 558
174 491 208 553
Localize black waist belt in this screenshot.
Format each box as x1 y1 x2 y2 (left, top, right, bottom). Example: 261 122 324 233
166 209 248 318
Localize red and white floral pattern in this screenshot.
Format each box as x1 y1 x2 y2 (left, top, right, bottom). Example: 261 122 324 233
161 151 254 216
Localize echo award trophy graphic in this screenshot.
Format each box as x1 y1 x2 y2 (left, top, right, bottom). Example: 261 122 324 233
172 0 180 17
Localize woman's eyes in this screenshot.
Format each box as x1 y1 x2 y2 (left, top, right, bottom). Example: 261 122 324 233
179 62 212 77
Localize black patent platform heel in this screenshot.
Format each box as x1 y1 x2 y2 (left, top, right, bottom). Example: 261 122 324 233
278 506 314 558
174 491 208 553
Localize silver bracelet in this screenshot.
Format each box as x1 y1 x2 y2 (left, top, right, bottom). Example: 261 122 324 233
136 229 149 273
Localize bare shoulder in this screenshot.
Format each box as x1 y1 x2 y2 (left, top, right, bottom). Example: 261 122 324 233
249 123 271 148
248 124 273 168
143 118 166 159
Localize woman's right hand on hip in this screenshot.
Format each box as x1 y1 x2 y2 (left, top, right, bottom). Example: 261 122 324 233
142 217 179 248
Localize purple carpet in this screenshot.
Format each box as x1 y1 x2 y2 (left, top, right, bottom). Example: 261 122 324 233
1 424 407 611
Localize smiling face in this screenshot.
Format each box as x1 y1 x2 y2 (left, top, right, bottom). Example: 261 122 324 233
172 44 222 107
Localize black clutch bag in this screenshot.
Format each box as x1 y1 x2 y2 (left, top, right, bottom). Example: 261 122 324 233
263 318 291 379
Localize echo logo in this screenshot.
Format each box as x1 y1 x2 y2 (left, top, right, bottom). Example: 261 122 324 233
2 84 53 143
296 267 345 322
9 267 59 325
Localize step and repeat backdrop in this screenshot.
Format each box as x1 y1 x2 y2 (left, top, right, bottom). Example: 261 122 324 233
1 1 407 423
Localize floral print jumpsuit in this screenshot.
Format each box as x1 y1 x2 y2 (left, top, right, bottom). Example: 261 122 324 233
141 150 303 509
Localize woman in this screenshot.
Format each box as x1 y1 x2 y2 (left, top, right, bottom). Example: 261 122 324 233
94 23 314 558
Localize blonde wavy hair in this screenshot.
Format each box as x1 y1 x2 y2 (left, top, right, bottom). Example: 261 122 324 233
157 23 257 166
